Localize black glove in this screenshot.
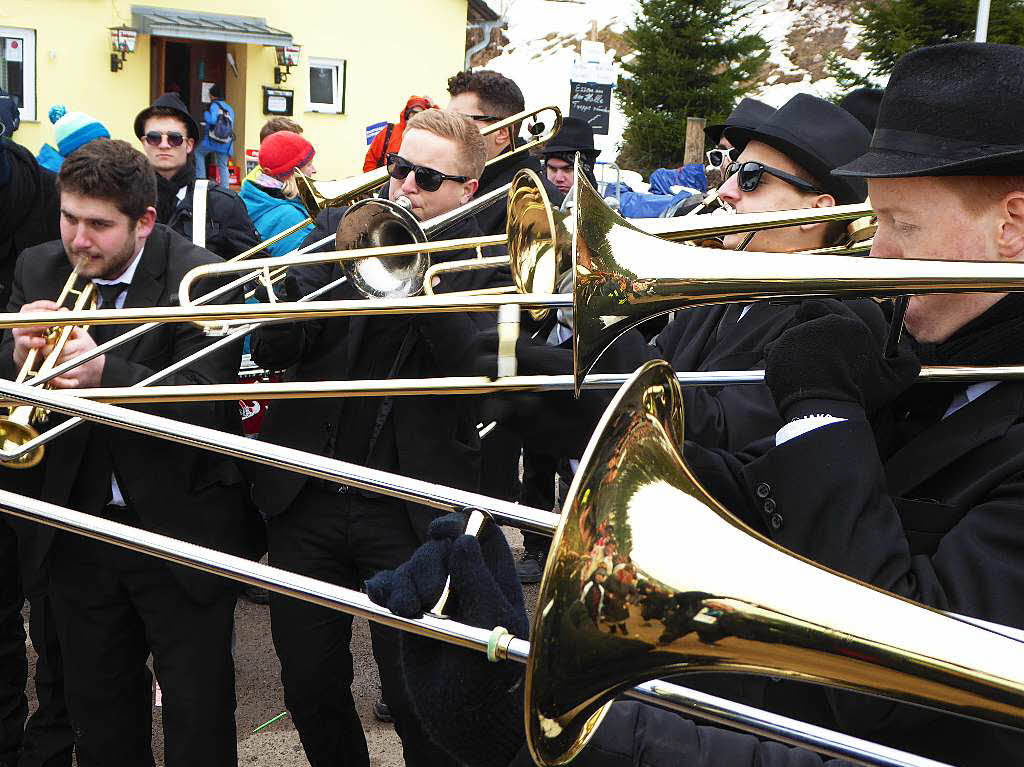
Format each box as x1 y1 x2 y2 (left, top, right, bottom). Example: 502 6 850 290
251 274 300 305
470 327 573 379
366 513 528 767
765 298 920 419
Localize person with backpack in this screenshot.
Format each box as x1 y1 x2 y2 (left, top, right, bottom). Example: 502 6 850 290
362 95 433 172
195 84 235 189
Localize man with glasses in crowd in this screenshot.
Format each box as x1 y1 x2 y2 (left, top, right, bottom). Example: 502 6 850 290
134 93 259 260
248 109 507 767
475 94 883 464
704 97 775 189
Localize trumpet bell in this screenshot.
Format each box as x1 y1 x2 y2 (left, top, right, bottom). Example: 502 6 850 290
525 359 1024 765
334 197 430 298
0 419 43 469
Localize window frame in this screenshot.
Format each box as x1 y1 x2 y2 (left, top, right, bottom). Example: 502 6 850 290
0 26 36 123
306 56 345 115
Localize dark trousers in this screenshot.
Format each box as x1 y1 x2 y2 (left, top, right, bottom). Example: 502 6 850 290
48 527 237 767
479 426 522 503
0 517 72 767
520 451 558 556
266 484 456 767
0 516 26 767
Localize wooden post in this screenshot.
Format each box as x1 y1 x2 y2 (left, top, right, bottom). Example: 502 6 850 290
684 116 707 166
590 20 598 41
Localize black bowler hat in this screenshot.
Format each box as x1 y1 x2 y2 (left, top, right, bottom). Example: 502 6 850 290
542 116 598 158
725 93 871 204
834 42 1024 179
133 92 200 141
838 87 884 133
705 98 776 145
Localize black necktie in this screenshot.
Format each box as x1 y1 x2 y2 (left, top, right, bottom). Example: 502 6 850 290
93 282 128 346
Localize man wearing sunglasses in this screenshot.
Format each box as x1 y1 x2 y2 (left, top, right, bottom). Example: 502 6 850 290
473 94 882 463
704 98 775 188
133 93 259 261
249 109 503 767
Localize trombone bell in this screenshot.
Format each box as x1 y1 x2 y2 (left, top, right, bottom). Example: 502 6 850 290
526 359 1024 765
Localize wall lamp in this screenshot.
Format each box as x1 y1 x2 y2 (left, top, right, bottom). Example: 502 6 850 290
274 45 301 84
109 26 139 72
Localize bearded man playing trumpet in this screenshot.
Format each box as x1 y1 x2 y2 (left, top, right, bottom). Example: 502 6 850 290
248 108 508 767
0 138 258 767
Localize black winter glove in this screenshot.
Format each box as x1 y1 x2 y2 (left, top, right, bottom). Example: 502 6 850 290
470 327 572 379
366 512 529 767
251 274 300 305
765 299 920 419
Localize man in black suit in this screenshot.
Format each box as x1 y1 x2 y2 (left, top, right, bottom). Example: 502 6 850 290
680 42 1024 765
249 109 501 767
0 138 257 767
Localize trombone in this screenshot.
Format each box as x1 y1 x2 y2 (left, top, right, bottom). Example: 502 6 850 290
0 264 95 468
1 371 1023 767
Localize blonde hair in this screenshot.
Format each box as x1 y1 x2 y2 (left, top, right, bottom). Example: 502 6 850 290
405 110 486 179
280 174 299 200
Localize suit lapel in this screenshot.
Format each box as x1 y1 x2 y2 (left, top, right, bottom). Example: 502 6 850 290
886 382 1024 497
113 232 168 360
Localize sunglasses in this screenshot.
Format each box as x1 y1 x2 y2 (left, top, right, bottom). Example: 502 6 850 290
462 113 501 123
725 161 825 195
142 131 185 148
706 147 736 168
386 153 468 192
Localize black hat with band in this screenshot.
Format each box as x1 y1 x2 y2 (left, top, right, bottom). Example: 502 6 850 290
725 93 871 204
834 42 1024 179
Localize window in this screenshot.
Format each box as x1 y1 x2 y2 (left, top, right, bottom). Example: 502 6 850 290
307 57 345 114
0 27 35 122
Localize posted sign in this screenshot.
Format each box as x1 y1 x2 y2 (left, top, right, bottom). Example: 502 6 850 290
569 81 612 135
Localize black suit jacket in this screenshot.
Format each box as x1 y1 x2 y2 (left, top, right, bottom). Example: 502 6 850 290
683 382 1024 765
0 225 261 602
250 215 509 540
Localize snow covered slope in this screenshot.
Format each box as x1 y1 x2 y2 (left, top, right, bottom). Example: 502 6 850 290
476 0 880 163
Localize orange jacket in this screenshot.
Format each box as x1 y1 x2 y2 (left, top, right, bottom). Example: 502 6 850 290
363 95 434 172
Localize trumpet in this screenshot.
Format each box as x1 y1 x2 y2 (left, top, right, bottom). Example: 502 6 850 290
1 370 1023 767
0 265 95 468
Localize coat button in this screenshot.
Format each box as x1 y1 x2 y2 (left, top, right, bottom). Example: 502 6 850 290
755 482 771 499
763 498 776 514
769 512 784 530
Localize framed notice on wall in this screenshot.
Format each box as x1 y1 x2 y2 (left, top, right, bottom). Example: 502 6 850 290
569 81 612 135
262 87 294 116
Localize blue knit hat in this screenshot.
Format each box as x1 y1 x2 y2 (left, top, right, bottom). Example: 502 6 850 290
49 105 110 157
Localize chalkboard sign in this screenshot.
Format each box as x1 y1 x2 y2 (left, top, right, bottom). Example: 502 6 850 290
569 81 612 135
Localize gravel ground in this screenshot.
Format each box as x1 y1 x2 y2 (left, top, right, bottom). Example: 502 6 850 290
24 526 538 767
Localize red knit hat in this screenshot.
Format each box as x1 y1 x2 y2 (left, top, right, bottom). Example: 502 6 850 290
259 131 316 178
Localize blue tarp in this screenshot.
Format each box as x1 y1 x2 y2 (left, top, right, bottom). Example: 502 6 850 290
648 164 707 195
619 188 696 218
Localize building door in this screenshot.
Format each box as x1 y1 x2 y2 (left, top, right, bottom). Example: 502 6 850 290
150 38 226 133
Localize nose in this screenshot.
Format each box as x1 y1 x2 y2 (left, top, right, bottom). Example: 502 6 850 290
718 171 741 206
71 223 91 251
400 169 420 196
159 134 173 149
869 222 899 259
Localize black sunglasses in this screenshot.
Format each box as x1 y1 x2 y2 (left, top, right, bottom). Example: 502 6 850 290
143 131 185 148
725 161 825 195
386 153 469 192
462 113 501 123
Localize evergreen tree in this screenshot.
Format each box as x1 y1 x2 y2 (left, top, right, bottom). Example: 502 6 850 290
616 0 769 177
856 0 1024 77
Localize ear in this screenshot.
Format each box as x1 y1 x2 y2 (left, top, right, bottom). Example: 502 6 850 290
136 207 157 239
185 137 196 154
798 193 836 232
996 191 1024 260
460 179 479 204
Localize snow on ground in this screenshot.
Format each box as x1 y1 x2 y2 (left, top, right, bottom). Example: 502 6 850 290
478 0 881 170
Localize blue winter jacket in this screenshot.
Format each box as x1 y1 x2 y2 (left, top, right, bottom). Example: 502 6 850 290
199 100 234 155
238 180 313 259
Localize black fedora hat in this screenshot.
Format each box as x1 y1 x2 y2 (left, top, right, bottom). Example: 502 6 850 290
834 42 1024 179
725 93 871 204
838 87 884 133
705 98 776 145
133 92 200 141
542 116 597 157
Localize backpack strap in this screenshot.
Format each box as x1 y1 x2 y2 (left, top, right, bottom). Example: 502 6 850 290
192 180 209 248
376 123 395 169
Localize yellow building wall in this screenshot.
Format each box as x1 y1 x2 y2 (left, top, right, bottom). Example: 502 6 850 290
1 0 469 179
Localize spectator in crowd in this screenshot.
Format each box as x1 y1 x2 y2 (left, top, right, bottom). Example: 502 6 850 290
0 122 72 767
363 96 434 172
195 84 235 189
704 98 776 187
35 106 109 173
239 131 316 258
260 116 303 143
0 87 20 138
134 92 260 260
